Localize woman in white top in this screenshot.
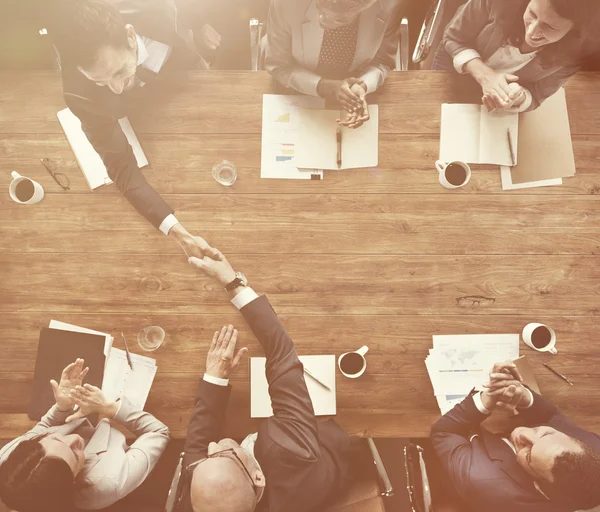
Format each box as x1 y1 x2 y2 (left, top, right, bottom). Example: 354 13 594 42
433 0 599 111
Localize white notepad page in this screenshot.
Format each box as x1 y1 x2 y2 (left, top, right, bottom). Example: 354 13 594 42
57 108 149 190
250 355 336 417
102 348 157 412
440 104 518 166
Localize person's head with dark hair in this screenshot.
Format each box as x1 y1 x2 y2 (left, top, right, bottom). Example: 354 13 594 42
498 0 599 64
0 433 86 512
44 0 138 94
510 425 600 509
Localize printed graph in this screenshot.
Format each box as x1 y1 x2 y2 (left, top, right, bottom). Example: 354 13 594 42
275 143 294 162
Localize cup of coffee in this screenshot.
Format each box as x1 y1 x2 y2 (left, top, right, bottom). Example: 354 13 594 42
522 323 557 354
338 345 369 378
9 171 44 204
435 161 471 189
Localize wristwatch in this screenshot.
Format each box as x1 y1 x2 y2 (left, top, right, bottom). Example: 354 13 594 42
225 271 248 292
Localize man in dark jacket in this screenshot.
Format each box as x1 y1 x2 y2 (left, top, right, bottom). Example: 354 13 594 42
431 361 600 512
178 249 353 512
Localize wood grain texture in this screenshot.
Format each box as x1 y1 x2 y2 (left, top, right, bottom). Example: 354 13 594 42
1 71 600 440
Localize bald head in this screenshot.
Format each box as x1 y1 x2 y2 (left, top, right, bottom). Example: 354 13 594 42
190 457 256 512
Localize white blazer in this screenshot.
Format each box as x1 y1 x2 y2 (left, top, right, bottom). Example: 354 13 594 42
265 0 405 96
0 398 169 510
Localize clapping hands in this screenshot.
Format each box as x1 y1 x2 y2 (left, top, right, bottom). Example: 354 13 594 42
51 359 90 412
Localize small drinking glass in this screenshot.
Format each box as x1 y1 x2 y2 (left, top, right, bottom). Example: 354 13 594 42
212 160 237 186
138 326 166 352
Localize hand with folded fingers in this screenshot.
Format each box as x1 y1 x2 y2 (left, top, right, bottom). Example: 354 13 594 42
482 361 532 412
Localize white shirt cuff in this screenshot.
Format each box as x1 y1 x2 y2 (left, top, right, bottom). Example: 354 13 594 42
231 287 259 310
515 88 533 112
159 214 179 235
473 392 492 415
521 388 534 408
453 49 482 74
203 373 229 386
359 68 381 94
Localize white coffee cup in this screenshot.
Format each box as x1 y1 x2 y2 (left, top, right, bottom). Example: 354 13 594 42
435 160 471 189
9 171 44 204
338 345 369 378
522 323 557 354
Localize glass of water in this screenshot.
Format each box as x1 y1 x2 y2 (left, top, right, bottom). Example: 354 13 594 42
138 326 166 352
212 160 237 186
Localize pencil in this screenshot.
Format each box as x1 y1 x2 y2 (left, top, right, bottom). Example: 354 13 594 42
304 368 332 391
542 362 573 386
121 331 134 370
336 128 342 169
507 127 516 167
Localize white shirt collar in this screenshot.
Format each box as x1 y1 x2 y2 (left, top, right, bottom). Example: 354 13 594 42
136 33 149 66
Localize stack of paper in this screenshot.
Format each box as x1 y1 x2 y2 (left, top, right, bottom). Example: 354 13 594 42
425 334 519 414
261 95 325 180
49 320 157 411
250 355 336 417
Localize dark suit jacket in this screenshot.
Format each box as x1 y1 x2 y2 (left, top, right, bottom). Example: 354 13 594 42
59 0 207 230
431 391 600 512
181 295 353 512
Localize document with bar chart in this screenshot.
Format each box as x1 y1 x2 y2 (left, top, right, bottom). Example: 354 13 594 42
261 94 324 179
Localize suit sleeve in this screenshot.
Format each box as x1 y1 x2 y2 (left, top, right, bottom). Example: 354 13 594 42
359 3 403 93
183 379 232 464
521 65 580 111
109 397 170 498
64 92 175 230
265 0 322 96
430 394 489 490
240 295 320 461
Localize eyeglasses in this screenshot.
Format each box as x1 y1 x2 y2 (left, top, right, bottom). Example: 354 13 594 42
170 448 263 511
40 158 70 191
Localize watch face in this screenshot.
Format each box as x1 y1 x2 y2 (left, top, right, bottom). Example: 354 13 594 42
237 272 248 286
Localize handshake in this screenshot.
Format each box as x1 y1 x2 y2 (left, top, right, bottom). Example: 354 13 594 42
481 361 533 413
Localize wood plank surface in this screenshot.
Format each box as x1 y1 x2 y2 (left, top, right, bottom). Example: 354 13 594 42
1 71 600 440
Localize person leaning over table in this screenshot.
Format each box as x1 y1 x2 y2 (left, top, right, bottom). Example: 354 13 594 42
40 0 222 258
265 0 405 128
172 250 355 512
0 359 169 511
431 361 600 512
432 0 600 112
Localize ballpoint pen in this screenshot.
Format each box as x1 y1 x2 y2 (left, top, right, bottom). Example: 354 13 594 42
507 127 517 166
121 331 134 370
542 362 573 386
336 127 342 169
304 368 332 391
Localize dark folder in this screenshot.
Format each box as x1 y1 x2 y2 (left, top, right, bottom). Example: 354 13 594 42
28 327 107 420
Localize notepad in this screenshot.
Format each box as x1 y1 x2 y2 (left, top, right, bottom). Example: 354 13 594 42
440 104 518 166
57 108 149 190
250 355 336 418
49 319 113 357
295 107 379 170
102 348 157 411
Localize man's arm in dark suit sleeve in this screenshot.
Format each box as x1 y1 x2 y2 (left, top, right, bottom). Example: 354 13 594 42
64 93 175 230
183 379 232 464
430 394 489 491
239 295 320 461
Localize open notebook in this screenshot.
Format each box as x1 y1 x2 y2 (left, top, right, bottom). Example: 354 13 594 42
57 108 149 190
295 107 379 170
440 104 518 166
250 355 336 417
49 321 157 411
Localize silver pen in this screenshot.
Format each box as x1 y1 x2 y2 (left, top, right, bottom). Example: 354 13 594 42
304 368 332 391
121 331 134 370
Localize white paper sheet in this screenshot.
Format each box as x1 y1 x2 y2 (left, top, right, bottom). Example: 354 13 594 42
500 166 562 190
250 355 336 417
261 95 324 180
102 348 157 412
57 108 148 190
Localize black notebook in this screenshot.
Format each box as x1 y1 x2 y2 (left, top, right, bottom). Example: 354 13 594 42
28 327 107 420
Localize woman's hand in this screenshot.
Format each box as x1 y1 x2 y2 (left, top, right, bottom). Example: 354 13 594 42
66 384 119 422
478 69 522 111
51 359 89 412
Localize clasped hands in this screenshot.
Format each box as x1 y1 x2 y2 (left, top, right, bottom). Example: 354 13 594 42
479 70 527 112
317 78 370 129
51 358 119 423
481 361 533 413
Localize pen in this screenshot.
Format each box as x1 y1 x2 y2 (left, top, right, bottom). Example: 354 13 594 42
121 331 134 370
542 362 573 386
507 127 516 167
336 127 342 169
304 368 332 391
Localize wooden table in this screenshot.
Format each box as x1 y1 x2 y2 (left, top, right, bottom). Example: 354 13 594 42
1 71 600 440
